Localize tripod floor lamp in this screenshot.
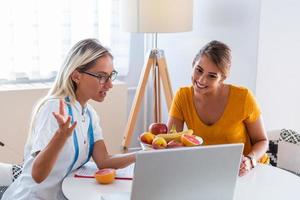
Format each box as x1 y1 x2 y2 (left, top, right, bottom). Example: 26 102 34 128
121 0 193 150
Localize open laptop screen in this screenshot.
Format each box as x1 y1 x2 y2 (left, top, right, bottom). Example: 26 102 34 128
131 143 244 200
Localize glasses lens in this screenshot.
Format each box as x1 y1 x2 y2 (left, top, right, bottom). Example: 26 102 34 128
110 71 118 81
99 75 108 84
98 71 118 84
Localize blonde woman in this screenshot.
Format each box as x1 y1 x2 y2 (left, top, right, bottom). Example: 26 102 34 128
3 39 136 200
167 40 269 177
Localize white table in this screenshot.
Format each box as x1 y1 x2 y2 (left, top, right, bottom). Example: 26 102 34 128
62 164 300 200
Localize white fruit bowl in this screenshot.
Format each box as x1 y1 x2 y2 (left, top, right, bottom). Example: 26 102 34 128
140 141 154 151
140 136 203 151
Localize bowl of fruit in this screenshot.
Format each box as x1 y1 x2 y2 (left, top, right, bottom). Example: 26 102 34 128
139 123 203 150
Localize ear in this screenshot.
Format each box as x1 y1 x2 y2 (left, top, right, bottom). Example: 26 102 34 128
71 70 81 84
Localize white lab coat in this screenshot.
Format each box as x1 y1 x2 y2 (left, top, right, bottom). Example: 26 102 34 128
2 99 103 200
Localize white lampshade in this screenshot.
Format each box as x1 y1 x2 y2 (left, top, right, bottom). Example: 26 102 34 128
121 0 193 33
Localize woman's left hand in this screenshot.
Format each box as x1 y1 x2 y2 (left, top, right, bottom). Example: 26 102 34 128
239 156 252 176
52 99 77 139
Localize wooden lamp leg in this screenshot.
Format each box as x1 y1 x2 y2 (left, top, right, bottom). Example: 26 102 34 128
157 51 173 110
122 52 154 151
122 49 173 151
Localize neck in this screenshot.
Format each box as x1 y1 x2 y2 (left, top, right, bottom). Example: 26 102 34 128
75 90 88 108
195 84 225 103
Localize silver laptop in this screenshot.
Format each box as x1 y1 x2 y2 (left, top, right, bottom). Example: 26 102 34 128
130 143 243 200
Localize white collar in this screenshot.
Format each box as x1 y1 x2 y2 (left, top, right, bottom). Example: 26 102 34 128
73 100 88 115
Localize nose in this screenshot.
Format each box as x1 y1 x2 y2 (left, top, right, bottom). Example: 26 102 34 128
197 74 207 84
104 79 113 89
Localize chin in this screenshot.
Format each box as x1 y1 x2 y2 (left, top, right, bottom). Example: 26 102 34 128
193 85 211 96
193 84 205 93
91 97 105 102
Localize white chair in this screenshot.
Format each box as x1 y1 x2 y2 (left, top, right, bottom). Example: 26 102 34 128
0 162 22 199
0 163 13 199
267 129 300 176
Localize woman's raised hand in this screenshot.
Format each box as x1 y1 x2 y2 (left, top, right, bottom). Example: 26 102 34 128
52 99 77 138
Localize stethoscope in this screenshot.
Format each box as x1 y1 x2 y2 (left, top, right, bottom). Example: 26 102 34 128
64 97 94 177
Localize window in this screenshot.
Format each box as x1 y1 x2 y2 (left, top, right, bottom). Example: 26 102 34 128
0 0 130 84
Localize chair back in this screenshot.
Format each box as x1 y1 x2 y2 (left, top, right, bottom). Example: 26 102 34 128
267 129 300 176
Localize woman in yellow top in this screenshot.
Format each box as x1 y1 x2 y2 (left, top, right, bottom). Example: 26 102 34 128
168 40 269 176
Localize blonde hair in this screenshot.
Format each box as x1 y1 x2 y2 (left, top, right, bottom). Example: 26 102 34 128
26 38 112 154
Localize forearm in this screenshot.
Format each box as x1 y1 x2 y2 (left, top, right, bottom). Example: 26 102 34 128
247 139 269 160
97 152 136 169
32 131 68 183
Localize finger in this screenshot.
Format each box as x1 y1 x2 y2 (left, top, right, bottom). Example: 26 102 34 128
239 169 244 177
239 171 246 177
240 160 246 168
240 161 245 166
239 168 248 177
241 157 247 162
64 121 77 137
64 116 72 128
52 112 65 125
69 121 77 132
59 116 71 134
59 99 66 116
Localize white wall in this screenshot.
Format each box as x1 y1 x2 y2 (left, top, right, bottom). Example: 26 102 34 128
158 0 261 123
0 82 127 164
256 0 300 131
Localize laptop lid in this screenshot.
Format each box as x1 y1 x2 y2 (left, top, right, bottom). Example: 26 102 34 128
131 143 244 200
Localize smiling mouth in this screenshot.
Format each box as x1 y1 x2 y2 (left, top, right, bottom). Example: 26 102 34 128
195 81 207 89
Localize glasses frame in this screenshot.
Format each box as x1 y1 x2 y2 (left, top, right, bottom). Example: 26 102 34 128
80 70 118 84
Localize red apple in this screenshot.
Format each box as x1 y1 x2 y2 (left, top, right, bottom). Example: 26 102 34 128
148 123 168 135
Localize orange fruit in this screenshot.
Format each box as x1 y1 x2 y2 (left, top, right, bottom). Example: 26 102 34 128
181 134 201 147
140 132 155 144
95 168 116 184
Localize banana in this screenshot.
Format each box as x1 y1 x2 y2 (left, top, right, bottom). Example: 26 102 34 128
156 129 193 142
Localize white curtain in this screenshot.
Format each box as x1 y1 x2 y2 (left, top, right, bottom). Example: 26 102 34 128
0 0 130 83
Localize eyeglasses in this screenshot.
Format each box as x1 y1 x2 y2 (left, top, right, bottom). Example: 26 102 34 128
80 70 118 84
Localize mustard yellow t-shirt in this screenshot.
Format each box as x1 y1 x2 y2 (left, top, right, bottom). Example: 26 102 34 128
169 84 269 163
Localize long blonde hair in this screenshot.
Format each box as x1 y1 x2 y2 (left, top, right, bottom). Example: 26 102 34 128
26 39 112 154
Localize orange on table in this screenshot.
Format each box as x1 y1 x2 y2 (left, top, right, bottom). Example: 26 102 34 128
94 168 116 184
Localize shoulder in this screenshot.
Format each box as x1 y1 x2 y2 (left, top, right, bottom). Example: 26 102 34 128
37 98 61 115
229 84 254 100
173 86 193 103
175 85 193 97
229 84 250 95
230 85 256 106
86 103 96 114
86 103 100 120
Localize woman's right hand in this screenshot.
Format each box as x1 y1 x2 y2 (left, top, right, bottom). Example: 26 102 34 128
239 156 252 176
52 99 77 139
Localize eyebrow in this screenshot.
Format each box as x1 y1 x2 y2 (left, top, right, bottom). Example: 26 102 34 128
196 65 218 76
93 70 115 75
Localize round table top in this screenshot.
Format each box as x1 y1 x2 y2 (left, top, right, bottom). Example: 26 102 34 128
62 164 300 200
